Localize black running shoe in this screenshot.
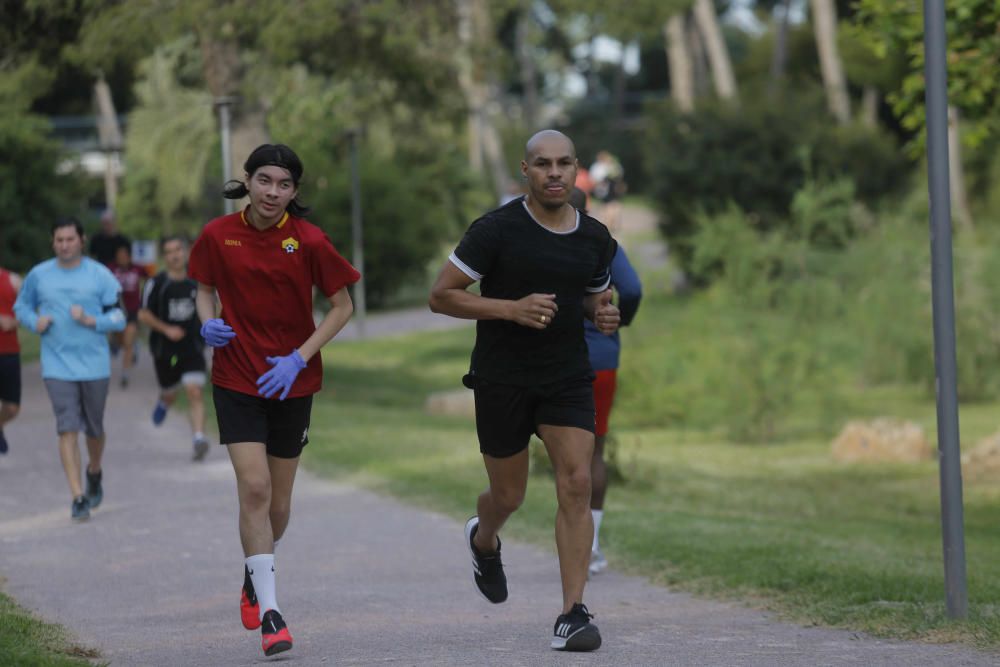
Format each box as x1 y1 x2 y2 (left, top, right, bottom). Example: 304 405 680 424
551 603 601 651
260 609 293 656
85 469 103 509
71 495 91 522
464 516 507 603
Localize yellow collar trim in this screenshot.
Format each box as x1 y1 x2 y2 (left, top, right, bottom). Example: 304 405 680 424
240 208 290 229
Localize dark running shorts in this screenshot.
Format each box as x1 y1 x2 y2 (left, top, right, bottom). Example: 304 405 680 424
465 374 596 459
0 353 21 404
212 385 312 459
153 352 207 390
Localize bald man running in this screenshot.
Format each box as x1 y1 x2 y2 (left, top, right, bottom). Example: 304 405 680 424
430 130 620 652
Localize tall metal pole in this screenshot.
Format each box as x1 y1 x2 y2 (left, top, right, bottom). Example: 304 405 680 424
922 0 968 619
215 97 235 215
349 129 367 337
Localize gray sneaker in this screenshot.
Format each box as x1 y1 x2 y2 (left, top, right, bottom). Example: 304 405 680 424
85 469 103 509
71 495 91 522
192 436 210 462
588 549 608 576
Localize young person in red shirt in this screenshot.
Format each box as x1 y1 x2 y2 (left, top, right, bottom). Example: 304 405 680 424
110 244 145 388
0 266 22 454
189 144 359 657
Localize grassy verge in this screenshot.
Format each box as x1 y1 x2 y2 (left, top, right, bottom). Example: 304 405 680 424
0 589 102 666
303 308 1000 649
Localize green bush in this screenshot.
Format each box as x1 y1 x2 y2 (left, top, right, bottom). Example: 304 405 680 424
642 99 911 283
0 112 85 273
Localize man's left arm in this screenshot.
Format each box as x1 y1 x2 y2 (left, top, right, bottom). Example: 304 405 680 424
584 290 620 335
75 271 125 332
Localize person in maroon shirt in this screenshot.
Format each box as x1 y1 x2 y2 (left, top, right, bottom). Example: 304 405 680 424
110 244 145 388
0 267 22 454
189 144 359 658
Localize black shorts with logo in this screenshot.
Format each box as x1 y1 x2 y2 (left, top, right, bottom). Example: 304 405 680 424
212 385 312 459
464 373 596 459
153 352 207 390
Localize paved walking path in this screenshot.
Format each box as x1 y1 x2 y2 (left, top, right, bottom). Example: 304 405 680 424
1 205 995 665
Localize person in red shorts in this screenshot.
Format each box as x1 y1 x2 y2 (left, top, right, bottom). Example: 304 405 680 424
189 144 359 657
568 187 642 576
0 266 23 454
110 244 145 388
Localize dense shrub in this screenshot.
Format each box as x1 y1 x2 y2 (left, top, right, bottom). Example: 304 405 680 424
643 100 911 283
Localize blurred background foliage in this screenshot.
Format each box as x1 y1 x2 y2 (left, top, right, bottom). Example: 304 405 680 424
4 0 1000 436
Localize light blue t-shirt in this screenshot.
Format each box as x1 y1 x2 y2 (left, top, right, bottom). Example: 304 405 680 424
14 257 125 381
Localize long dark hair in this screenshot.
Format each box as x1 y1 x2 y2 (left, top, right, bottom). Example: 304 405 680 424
223 143 311 217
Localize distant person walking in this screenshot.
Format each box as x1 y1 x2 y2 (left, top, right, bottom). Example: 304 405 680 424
189 144 360 657
89 209 131 268
568 188 643 576
430 130 620 652
0 266 23 454
110 244 145 388
139 235 210 460
14 218 125 521
589 151 625 231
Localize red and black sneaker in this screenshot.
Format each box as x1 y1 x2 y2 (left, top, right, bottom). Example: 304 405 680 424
241 565 261 630
261 609 293 656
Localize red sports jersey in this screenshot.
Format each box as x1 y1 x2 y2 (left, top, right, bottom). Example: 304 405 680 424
188 209 360 398
0 269 19 355
112 263 145 313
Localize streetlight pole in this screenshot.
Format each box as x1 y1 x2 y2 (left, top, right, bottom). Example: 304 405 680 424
348 128 367 337
215 97 236 215
922 0 968 619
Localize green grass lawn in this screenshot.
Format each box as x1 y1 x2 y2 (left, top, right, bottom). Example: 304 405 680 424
302 313 1000 649
0 591 102 666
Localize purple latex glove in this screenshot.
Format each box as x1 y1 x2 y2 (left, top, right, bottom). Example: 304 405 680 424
200 318 236 347
256 349 307 400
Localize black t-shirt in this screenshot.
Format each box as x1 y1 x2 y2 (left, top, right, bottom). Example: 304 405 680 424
141 272 204 359
450 198 616 387
89 232 131 267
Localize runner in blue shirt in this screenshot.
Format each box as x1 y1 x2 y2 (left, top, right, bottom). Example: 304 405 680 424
15 218 125 521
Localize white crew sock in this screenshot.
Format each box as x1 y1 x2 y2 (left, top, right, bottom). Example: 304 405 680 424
591 510 603 551
246 554 279 620
193 431 205 442
273 538 280 552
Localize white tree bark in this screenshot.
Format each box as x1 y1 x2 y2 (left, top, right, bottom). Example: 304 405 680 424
810 0 850 124
948 105 973 230
664 15 694 112
455 0 510 199
692 0 738 103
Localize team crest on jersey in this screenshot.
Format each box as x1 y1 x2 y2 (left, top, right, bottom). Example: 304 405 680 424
281 237 299 254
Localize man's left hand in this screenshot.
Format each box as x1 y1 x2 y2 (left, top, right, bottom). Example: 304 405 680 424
593 289 620 335
256 349 308 400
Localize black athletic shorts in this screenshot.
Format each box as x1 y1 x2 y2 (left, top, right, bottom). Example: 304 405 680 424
464 373 595 459
212 385 312 459
0 353 21 404
153 352 207 390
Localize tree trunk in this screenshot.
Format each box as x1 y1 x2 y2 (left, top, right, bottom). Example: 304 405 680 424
687 16 710 98
768 0 792 94
455 0 510 200
516 3 539 130
692 0 738 103
810 0 850 124
613 44 627 121
861 86 878 127
664 16 694 112
948 105 973 230
199 35 270 178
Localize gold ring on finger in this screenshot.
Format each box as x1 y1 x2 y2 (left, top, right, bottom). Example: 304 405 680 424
540 315 546 323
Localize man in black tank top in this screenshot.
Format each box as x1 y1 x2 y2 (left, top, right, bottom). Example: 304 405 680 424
429 130 620 653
